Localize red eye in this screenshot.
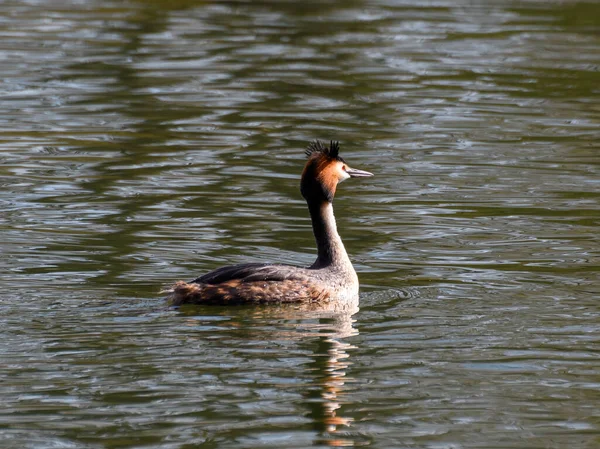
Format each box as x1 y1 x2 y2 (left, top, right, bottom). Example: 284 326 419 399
342 165 347 171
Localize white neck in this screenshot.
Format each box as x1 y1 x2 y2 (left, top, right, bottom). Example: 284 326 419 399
309 201 352 269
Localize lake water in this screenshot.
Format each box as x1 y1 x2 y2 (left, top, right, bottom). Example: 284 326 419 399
1 0 599 448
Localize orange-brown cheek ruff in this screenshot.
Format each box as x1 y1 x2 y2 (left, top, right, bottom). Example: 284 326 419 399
301 156 341 203
169 280 331 306
316 163 343 201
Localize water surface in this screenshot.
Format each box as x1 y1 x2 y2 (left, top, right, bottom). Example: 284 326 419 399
1 0 599 448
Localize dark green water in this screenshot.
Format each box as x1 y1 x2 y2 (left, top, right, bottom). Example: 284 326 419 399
1 1 599 448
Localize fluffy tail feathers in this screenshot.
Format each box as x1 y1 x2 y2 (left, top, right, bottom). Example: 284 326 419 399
162 281 204 306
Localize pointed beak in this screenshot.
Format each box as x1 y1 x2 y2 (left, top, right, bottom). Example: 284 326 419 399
345 166 373 178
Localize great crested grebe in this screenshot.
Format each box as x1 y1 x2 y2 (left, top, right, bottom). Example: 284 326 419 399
165 140 373 306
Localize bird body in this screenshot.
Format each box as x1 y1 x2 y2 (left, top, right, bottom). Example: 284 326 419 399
166 140 372 306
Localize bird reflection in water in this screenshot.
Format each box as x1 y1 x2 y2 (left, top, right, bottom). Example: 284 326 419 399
309 336 358 447
259 304 362 447
178 303 363 447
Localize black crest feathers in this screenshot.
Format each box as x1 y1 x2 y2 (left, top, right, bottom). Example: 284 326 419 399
305 140 341 160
